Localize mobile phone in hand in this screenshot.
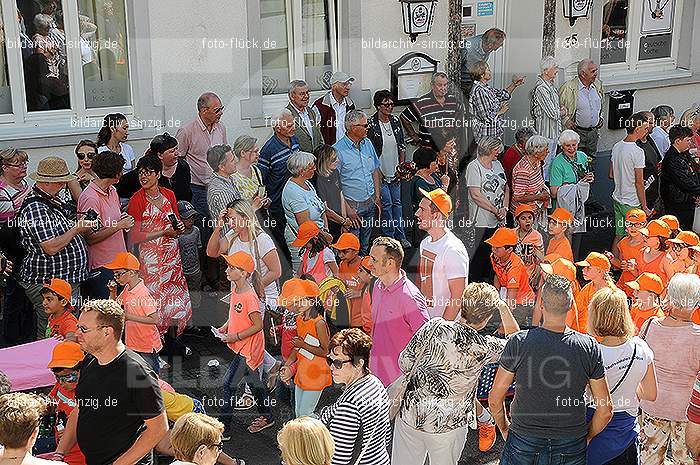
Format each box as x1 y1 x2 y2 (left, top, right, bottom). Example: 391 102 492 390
167 213 179 230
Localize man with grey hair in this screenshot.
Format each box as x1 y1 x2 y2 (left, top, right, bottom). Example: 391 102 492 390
313 71 357 145
206 144 241 221
459 28 506 98
333 110 381 254
490 274 612 465
559 59 604 157
287 80 322 152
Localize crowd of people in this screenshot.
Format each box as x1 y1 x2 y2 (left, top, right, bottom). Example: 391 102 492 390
1 27 700 465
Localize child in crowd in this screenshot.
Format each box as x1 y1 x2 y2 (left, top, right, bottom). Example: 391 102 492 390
574 252 616 334
293 221 338 283
513 204 544 289
546 208 574 262
668 231 699 276
659 214 680 238
278 278 332 418
177 200 202 310
42 279 77 342
47 341 86 465
626 272 665 333
216 251 273 435
533 256 579 327
331 233 372 334
637 219 674 287
485 228 535 327
106 252 162 374
355 256 375 332
607 209 647 297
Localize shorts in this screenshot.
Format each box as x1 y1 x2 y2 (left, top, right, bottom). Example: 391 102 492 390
614 201 639 237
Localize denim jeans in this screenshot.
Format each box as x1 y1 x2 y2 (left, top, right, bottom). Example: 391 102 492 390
500 430 586 465
347 198 377 256
134 350 161 374
294 385 323 418
380 181 406 241
220 352 271 426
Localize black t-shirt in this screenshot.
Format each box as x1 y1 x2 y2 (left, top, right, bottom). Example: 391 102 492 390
637 138 661 209
76 349 164 465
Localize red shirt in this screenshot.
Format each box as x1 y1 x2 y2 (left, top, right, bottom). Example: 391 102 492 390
49 384 86 465
47 311 78 339
502 145 525 190
491 252 535 306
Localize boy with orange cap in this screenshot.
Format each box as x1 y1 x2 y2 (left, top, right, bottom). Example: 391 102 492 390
47 341 86 465
42 279 77 341
216 251 273 436
546 208 574 262
626 272 665 333
668 231 700 276
486 228 535 326
105 251 161 373
574 252 617 333
331 232 372 333
607 208 647 297
514 204 544 288
293 220 338 283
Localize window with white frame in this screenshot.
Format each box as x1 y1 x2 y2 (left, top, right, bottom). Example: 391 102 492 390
0 0 132 125
260 0 339 95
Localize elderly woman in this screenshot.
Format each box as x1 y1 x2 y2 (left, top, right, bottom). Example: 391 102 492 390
319 328 390 465
469 61 525 143
169 413 237 465
0 393 59 465
531 56 565 180
32 14 60 78
650 105 675 156
231 135 263 202
639 273 700 465
465 137 509 283
277 417 335 465
313 144 352 240
281 151 329 272
511 135 551 231
96 113 136 172
502 126 536 189
392 283 519 465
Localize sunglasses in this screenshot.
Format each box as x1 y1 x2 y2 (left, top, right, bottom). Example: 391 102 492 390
76 324 108 334
213 106 225 114
138 169 158 177
326 357 353 369
55 372 79 383
112 270 131 278
77 152 96 160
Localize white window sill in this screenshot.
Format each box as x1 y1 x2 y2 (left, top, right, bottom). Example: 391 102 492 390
602 68 693 89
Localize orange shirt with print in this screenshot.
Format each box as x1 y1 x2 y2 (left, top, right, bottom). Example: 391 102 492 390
49 384 86 465
515 228 544 286
118 280 162 354
573 281 618 334
47 311 78 339
629 303 664 334
491 253 535 306
294 314 332 391
616 236 645 297
227 288 264 370
546 235 573 262
338 259 372 333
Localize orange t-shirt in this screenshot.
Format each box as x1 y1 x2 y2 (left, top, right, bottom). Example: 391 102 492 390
227 288 264 370
47 311 78 339
629 303 664 334
637 251 670 288
573 281 617 334
294 314 332 391
118 280 162 354
49 384 86 465
491 253 535 306
616 236 645 297
546 235 573 262
338 259 373 333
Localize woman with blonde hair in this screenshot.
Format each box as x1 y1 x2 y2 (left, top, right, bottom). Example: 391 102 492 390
277 417 334 465
586 287 657 465
170 412 240 465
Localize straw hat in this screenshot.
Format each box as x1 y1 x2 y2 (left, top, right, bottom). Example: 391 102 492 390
29 157 77 183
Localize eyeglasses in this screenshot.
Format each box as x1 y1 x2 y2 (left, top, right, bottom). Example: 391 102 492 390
381 101 395 107
213 106 225 114
55 372 79 383
77 152 96 160
112 270 131 278
625 221 644 228
138 169 158 177
76 324 108 334
670 243 687 251
326 356 353 369
209 442 224 452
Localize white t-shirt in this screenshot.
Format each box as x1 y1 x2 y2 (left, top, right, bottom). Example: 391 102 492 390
611 140 645 206
419 230 470 319
465 158 507 228
378 120 400 180
98 142 136 173
588 337 654 415
225 230 279 303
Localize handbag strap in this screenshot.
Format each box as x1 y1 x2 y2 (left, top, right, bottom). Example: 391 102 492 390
609 342 637 395
639 316 658 340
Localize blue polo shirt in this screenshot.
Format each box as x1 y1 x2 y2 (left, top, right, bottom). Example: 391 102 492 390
333 136 380 202
258 134 300 215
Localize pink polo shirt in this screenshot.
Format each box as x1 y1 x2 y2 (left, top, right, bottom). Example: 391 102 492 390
175 116 227 186
77 181 126 270
370 270 429 386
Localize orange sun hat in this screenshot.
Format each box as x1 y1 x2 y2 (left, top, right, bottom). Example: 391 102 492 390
541 258 577 283
277 278 320 307
419 188 453 218
43 278 74 309
222 251 255 273
104 252 140 271
668 231 700 246
639 219 671 238
331 233 360 251
548 208 574 225
48 341 85 369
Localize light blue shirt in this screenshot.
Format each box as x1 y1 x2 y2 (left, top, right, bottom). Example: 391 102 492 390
333 136 380 202
650 126 670 159
281 179 326 231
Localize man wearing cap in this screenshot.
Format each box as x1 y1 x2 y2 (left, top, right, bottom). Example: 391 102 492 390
77 150 135 300
313 71 356 145
17 156 97 340
415 188 469 320
287 80 323 153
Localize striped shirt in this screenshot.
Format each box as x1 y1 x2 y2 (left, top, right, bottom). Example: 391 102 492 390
511 155 547 214
401 91 465 152
257 134 300 215
206 173 241 219
319 374 390 465
469 80 511 141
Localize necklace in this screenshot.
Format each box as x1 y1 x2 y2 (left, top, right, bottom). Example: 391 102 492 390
145 190 161 201
379 119 393 137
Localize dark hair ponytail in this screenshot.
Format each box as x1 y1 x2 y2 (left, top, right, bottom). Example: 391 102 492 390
97 113 127 147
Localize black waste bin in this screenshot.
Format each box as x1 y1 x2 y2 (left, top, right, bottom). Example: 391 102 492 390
608 90 635 130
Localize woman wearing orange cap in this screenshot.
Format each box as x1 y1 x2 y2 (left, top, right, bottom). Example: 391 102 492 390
668 231 700 277
573 252 616 333
626 272 665 333
278 278 332 418
635 219 674 288
608 208 647 297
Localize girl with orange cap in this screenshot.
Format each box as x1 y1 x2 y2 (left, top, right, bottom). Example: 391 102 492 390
278 278 332 418
607 208 647 297
659 214 680 239
634 219 674 288
293 220 338 283
574 252 617 334
545 208 574 262
514 204 545 289
667 231 700 277
534 256 579 328
626 272 665 333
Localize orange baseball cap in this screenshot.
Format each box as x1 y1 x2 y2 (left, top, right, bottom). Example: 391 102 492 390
222 251 255 273
639 219 671 238
575 252 611 272
48 341 85 369
625 208 647 223
277 278 320 306
540 258 577 283
419 188 452 217
543 253 562 263
668 231 700 246
292 221 321 247
548 207 573 224
514 204 536 218
104 252 140 271
360 256 374 272
659 215 680 231
626 272 664 295
43 278 73 309
331 233 360 251
484 228 518 248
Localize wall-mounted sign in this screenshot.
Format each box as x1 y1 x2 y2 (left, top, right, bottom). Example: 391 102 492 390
642 0 674 34
477 1 494 16
563 0 593 26
390 52 440 105
639 33 672 60
461 23 477 39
